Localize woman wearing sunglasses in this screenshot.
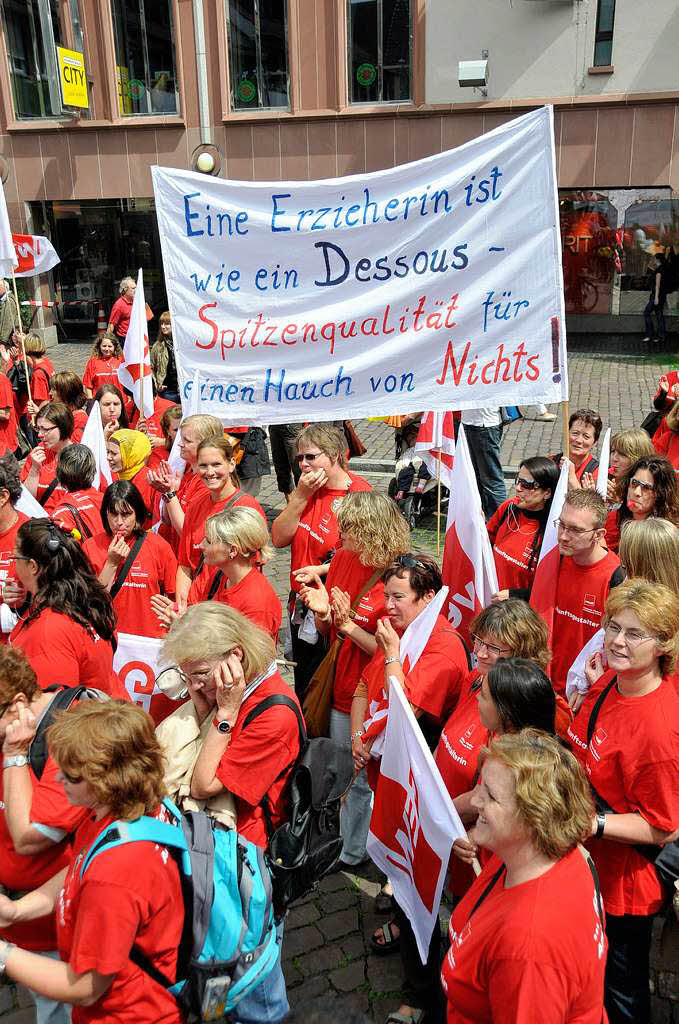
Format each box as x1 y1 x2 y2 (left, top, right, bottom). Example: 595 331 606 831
271 424 371 702
486 456 559 601
604 455 679 552
567 579 679 1024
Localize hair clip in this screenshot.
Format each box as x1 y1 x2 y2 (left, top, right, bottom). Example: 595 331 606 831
45 522 62 552
70 528 82 542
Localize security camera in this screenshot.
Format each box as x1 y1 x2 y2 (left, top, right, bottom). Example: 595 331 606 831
458 59 489 88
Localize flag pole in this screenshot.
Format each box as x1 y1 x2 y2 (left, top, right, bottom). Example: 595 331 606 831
436 457 442 557
10 271 32 406
561 400 569 462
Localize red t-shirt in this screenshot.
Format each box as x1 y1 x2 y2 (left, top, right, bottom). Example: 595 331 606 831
188 566 282 641
82 355 123 395
0 752 89 950
114 465 155 521
567 670 679 916
147 445 171 472
56 807 184 1024
550 550 622 695
288 473 372 591
603 507 621 553
441 850 607 1024
84 531 177 640
435 672 487 801
216 672 302 847
655 428 679 472
108 295 134 338
487 501 543 595
71 408 88 443
654 370 679 412
0 509 27 641
324 549 386 714
0 372 17 454
49 488 104 540
130 396 175 438
20 447 64 506
10 607 126 697
9 357 52 418
178 490 265 573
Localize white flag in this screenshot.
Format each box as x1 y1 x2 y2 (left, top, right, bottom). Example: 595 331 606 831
113 632 164 715
366 585 450 757
12 234 60 277
441 426 498 644
0 180 17 278
529 459 570 641
81 400 113 488
596 428 611 500
118 268 154 418
16 485 47 519
367 679 466 962
565 627 605 701
414 411 456 490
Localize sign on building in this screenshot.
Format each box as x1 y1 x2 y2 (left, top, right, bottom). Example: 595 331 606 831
57 47 88 109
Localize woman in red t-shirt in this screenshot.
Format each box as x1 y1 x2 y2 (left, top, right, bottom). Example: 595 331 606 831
19 332 54 427
176 436 264 612
49 372 89 442
153 505 281 642
272 423 372 702
0 700 184 1023
82 334 123 398
441 731 606 1024
567 579 679 1024
654 398 679 471
604 454 679 552
604 428 654 507
300 491 409 868
552 408 602 489
94 383 129 442
9 519 123 696
20 401 73 506
106 428 154 516
487 456 559 601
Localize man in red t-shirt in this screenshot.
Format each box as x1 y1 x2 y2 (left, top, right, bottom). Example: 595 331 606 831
550 489 624 694
0 648 93 1023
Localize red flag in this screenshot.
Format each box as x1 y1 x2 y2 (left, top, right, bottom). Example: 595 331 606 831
529 460 570 642
414 411 455 490
441 426 498 646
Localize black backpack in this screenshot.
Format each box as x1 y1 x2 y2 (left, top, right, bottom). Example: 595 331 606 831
29 685 109 779
244 694 354 917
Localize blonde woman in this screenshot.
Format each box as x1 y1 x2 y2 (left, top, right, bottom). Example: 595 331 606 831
442 730 606 1023
300 491 409 867
603 428 654 505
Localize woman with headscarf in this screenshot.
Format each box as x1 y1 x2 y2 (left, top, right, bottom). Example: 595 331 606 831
106 429 153 518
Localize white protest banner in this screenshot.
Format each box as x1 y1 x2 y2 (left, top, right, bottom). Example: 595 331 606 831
113 632 164 715
152 106 567 424
12 234 60 277
596 428 611 499
367 678 466 962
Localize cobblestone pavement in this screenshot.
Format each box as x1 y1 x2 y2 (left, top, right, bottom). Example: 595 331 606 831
1 330 677 1021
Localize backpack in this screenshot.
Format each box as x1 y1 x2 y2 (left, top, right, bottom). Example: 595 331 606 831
79 798 279 1020
243 694 355 917
30 685 109 779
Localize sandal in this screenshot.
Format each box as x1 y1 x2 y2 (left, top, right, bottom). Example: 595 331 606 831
385 1010 426 1024
375 888 394 914
370 919 400 956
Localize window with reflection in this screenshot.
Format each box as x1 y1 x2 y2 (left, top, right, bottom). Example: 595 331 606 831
593 0 615 66
620 199 679 316
2 0 63 118
227 0 288 110
111 0 179 115
559 192 618 315
348 0 411 104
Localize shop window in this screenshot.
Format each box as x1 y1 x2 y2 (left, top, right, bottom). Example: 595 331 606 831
593 0 615 66
559 191 618 315
227 0 288 110
2 0 63 118
620 199 679 316
111 0 179 115
348 0 410 104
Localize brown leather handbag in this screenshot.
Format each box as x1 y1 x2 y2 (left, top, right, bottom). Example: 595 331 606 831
302 568 383 737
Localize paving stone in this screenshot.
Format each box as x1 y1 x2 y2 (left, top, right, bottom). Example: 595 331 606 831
319 888 360 914
287 974 331 1008
341 933 367 961
330 961 366 993
283 959 304 989
367 955 406 994
316 908 359 941
318 871 352 893
295 944 345 977
281 924 324 961
287 900 321 930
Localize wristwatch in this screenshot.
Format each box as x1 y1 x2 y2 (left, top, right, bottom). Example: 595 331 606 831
3 755 29 769
212 716 232 734
384 656 400 667
595 812 606 839
0 941 15 975
164 490 177 501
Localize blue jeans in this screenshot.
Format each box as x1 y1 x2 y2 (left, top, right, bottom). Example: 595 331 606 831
643 298 665 341
232 922 288 1024
463 424 507 519
330 708 373 864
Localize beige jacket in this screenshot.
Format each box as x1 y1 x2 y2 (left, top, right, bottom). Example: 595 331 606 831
156 700 237 829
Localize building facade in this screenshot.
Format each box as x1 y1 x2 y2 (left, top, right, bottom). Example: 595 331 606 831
0 0 677 335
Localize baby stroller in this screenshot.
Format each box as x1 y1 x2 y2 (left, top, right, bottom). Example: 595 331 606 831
388 421 449 529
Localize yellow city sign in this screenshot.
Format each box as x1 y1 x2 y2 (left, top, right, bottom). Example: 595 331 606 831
57 47 88 109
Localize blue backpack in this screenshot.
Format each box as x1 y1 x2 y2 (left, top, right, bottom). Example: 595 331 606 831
80 797 279 1020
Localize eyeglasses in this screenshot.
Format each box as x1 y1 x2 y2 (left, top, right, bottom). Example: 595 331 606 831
472 635 512 658
179 665 217 686
395 554 424 570
10 553 31 562
629 477 655 493
605 620 657 648
36 424 57 435
554 519 597 536
295 451 324 465
514 475 541 491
